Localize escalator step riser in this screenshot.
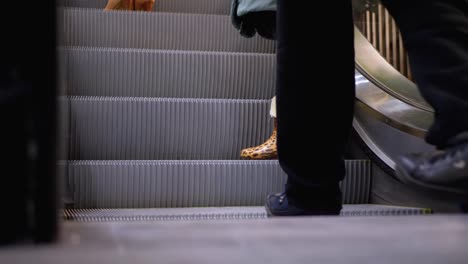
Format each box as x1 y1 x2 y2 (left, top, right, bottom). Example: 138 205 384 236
60 47 276 98
66 97 271 160
64 160 371 208
60 8 275 53
58 0 231 15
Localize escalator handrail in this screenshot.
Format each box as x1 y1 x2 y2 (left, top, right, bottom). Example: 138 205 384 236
354 27 433 113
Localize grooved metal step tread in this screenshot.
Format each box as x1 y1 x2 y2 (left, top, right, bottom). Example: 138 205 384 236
67 97 272 160
65 160 371 208
63 205 432 221
59 0 231 15
60 47 275 98
60 8 275 53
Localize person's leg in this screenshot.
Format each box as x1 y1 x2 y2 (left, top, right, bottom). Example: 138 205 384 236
382 0 468 147
266 0 355 215
134 0 155 11
381 0 468 193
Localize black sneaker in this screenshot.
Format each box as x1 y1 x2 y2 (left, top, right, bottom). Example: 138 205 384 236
265 192 341 216
395 142 468 195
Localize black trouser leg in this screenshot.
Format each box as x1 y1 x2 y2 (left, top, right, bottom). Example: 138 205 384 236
276 0 355 203
382 0 468 148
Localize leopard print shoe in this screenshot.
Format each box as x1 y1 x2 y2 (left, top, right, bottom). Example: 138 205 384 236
104 0 135 10
240 120 277 160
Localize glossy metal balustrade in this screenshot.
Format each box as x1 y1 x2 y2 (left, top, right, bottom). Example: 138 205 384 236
354 1 412 79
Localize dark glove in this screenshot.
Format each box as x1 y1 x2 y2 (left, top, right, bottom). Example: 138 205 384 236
231 0 276 40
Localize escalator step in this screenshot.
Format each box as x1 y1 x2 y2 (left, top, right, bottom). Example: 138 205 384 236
62 160 371 208
67 97 272 160
59 0 231 15
64 160 371 208
60 8 275 53
60 47 275 99
63 205 431 222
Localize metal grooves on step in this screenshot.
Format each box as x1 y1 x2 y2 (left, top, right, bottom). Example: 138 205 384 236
66 161 286 208
68 97 272 160
59 0 231 15
63 204 430 222
342 160 371 204
59 0 107 9
155 0 230 14
63 207 268 222
64 160 370 208
60 47 276 98
60 8 275 53
340 205 432 216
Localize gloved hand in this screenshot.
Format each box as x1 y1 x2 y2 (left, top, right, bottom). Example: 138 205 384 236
231 0 277 40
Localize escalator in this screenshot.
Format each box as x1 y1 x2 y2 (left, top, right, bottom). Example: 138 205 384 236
1 0 468 262
53 0 456 220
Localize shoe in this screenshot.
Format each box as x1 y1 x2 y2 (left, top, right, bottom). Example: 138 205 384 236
265 192 341 216
240 119 277 160
395 141 468 195
104 0 135 10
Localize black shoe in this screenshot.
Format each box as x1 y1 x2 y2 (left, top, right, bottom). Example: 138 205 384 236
395 142 468 195
265 192 341 216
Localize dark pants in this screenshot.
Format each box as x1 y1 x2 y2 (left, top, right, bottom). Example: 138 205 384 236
381 0 468 148
276 0 468 197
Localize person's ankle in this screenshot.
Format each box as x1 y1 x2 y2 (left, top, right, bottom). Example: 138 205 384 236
285 183 342 211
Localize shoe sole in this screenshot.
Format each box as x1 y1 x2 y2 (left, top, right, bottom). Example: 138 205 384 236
395 164 468 195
